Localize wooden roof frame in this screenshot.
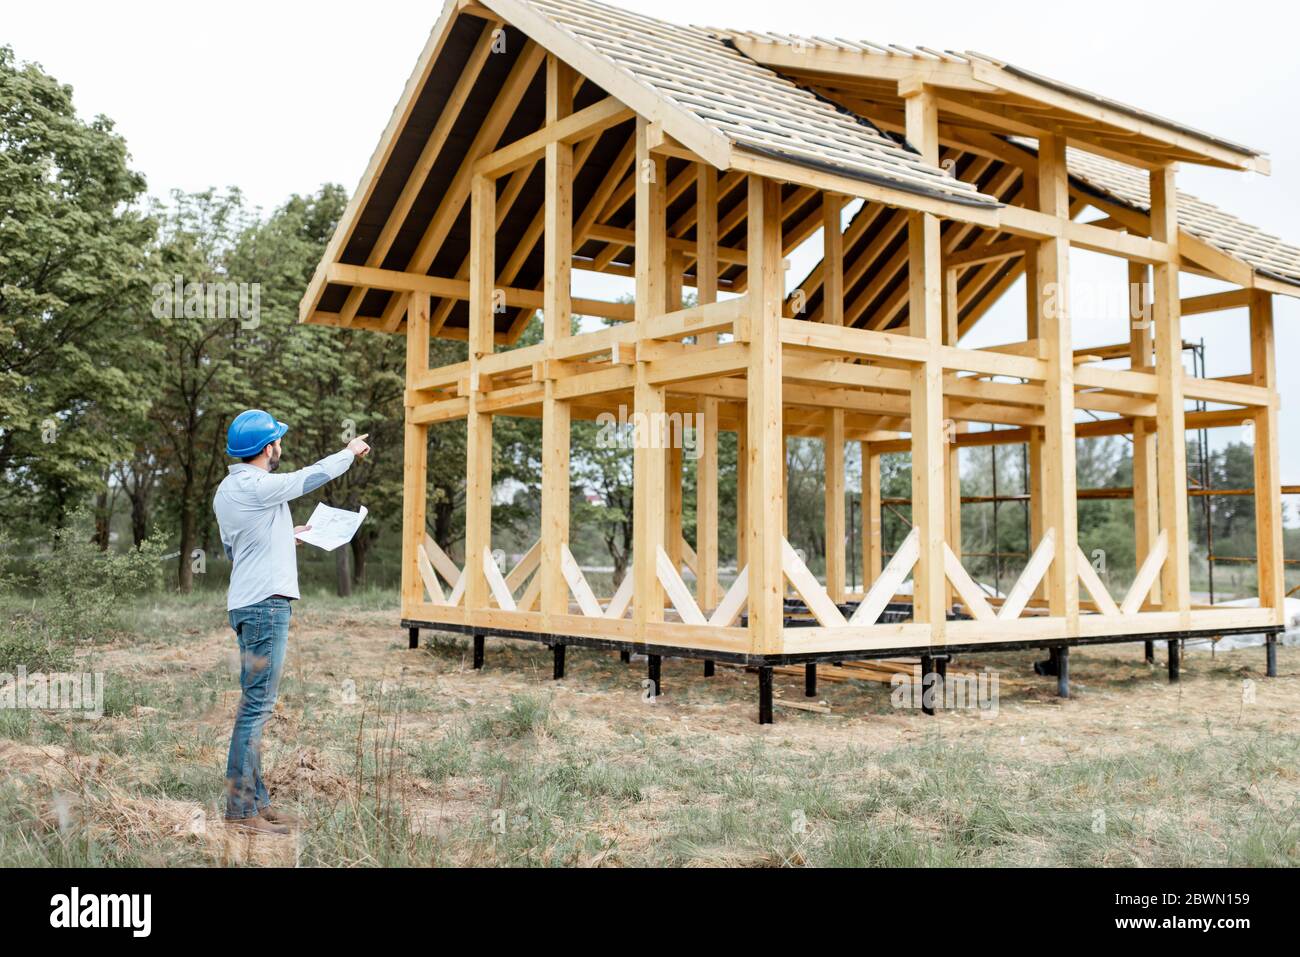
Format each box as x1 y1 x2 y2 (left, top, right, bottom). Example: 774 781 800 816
301 0 1297 341
708 32 1270 174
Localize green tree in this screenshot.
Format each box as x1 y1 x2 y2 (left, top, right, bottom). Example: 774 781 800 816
0 45 156 535
146 189 256 591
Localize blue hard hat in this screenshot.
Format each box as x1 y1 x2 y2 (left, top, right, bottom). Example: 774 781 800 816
226 409 289 458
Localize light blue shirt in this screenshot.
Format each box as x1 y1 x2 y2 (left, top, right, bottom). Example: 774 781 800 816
213 449 356 611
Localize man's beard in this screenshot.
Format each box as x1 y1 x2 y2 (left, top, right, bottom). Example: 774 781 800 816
268 453 282 472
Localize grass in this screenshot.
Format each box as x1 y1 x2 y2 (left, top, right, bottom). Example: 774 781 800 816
0 588 1296 867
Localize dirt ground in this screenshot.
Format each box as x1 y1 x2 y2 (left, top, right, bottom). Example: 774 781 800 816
3 598 1297 867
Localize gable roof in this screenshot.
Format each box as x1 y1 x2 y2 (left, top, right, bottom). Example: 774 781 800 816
300 0 1297 339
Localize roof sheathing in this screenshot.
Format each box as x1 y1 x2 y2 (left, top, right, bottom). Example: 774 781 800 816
704 29 1267 167
516 0 998 209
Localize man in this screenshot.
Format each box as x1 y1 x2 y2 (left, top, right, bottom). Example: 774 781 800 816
214 409 371 834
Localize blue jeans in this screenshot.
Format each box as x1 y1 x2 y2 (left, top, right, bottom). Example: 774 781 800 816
224 597 291 820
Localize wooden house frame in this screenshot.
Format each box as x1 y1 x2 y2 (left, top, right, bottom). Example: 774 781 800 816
302 0 1294 721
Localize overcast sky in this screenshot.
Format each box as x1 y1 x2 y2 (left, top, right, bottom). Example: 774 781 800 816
7 0 1298 502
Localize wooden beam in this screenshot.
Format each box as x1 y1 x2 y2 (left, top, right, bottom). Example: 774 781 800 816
633 119 669 633
380 41 547 329
902 85 947 647
864 445 883 588
824 408 847 603
326 262 632 323
696 163 721 612
464 174 496 613
474 95 633 178
1250 290 1285 624
1036 134 1079 626
400 294 432 618
1150 164 1191 623
334 20 501 327
1130 262 1160 607
747 174 785 655
540 54 574 626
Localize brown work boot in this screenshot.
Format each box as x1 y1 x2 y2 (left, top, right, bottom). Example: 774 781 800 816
227 815 290 836
259 806 300 828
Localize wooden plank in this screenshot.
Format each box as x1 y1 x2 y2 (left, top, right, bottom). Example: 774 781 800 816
633 118 669 632
481 0 732 170
464 175 496 612
473 96 633 178
327 263 633 324
903 90 947 647
1122 530 1169 616
333 20 501 326
864 445 883 588
1251 290 1285 624
824 409 847 603
709 566 749 627
746 174 785 654
541 54 574 626
423 533 463 591
1036 135 1079 627
782 539 848 628
657 545 706 625
999 529 1057 621
380 40 547 326
604 572 635 620
850 527 920 627
400 294 431 618
645 297 747 342
447 566 467 609
561 545 603 618
417 545 445 605
1075 546 1121 617
516 567 542 614
678 536 698 578
1182 288 1253 316
822 193 845 326
299 0 471 322
483 548 517 611
504 539 542 594
943 543 995 622
1150 165 1192 625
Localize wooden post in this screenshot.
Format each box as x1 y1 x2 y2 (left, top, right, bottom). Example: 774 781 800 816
1250 290 1285 624
824 409 846 603
666 442 683 566
736 420 748 568
633 119 668 633
465 174 496 613
1129 261 1161 606
823 193 846 603
1025 246 1045 602
1150 164 1191 623
540 54 573 626
863 445 883 588
1035 134 1079 627
943 272 962 608
665 249 685 568
746 174 785 655
400 294 431 618
903 85 946 644
695 163 720 611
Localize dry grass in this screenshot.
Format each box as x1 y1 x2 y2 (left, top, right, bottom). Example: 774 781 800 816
1 590 1297 867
